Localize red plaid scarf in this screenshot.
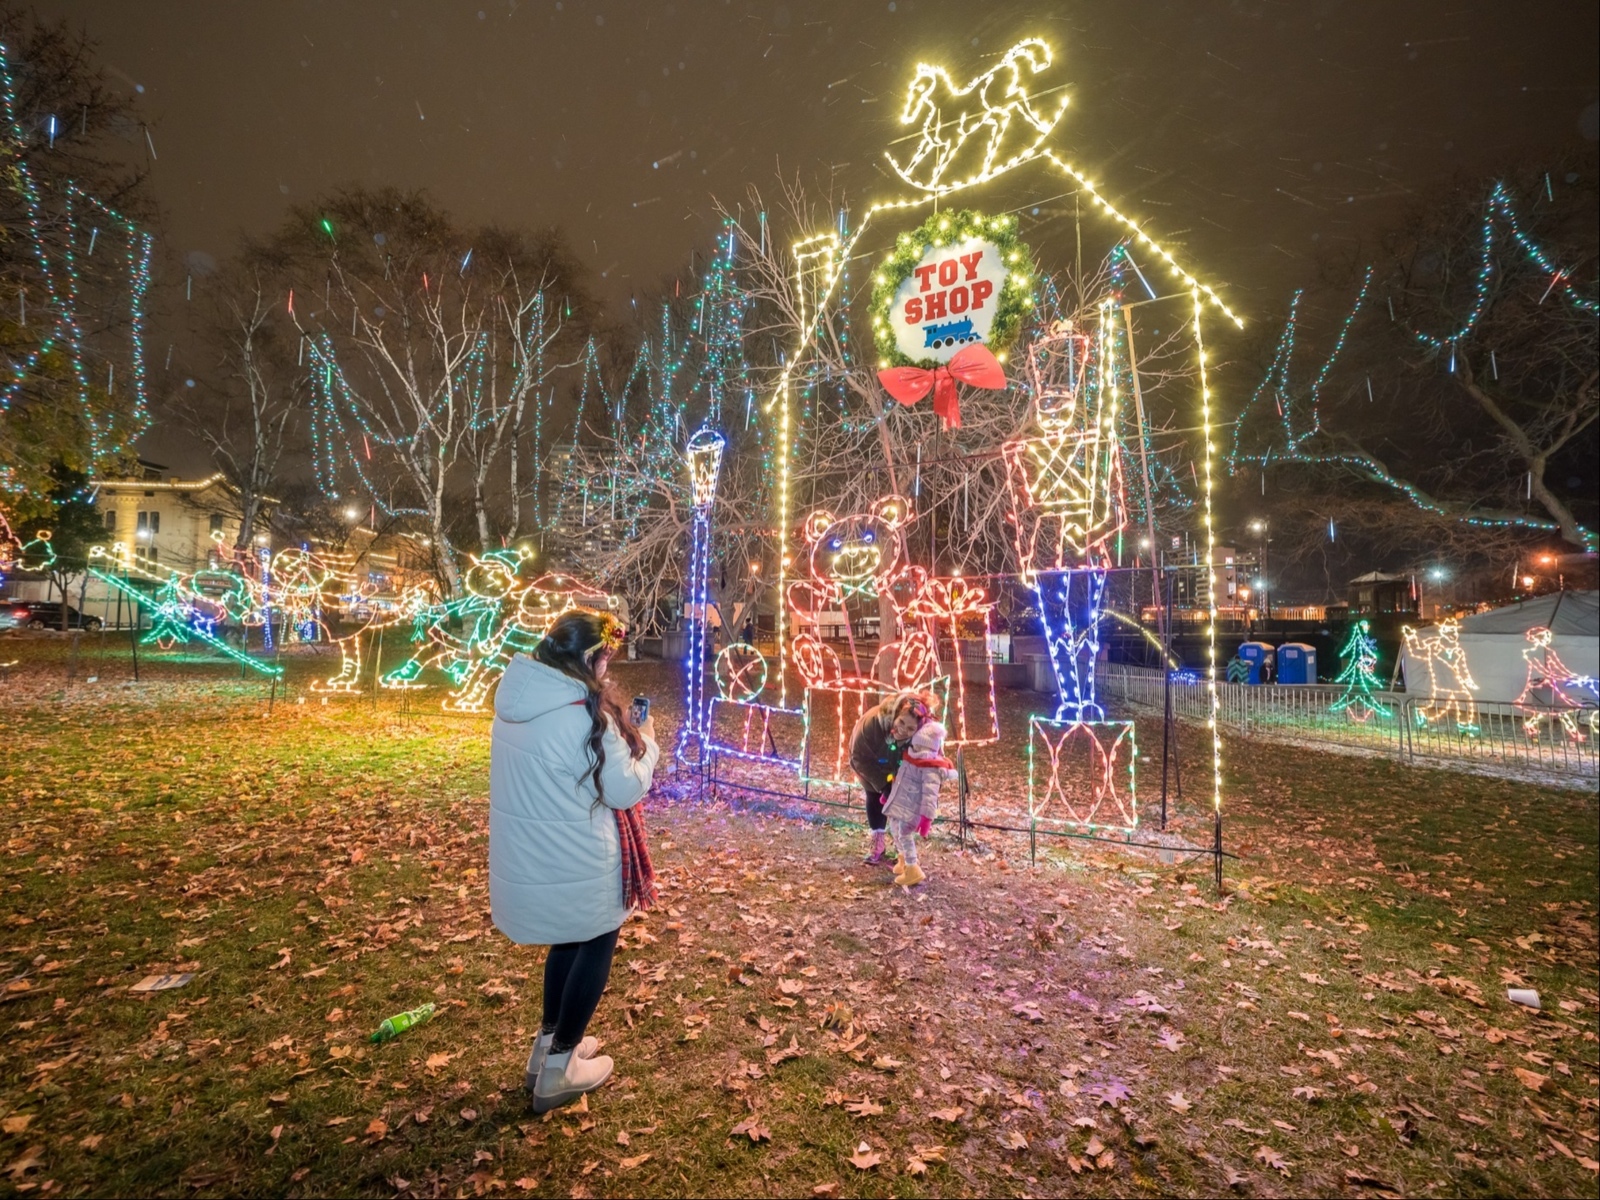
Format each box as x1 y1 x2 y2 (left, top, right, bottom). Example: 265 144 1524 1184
566 700 657 911
616 803 657 912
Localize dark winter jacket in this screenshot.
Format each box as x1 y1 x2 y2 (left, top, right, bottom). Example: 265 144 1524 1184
848 708 904 795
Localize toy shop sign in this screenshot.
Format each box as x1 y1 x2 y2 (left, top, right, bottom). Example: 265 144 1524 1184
886 235 1010 364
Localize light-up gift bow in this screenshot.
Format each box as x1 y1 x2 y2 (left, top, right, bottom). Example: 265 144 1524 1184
876 343 1006 431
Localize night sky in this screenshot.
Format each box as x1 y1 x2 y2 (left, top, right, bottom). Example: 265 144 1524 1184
33 0 1600 467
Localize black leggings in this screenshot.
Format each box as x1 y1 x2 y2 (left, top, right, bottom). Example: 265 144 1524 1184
540 927 620 1052
864 789 887 833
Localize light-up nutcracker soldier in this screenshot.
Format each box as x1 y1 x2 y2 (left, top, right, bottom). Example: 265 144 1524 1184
1002 318 1125 721
1002 317 1138 830
676 428 726 762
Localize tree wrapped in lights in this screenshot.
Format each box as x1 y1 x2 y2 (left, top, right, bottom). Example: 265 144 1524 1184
1 31 153 501
551 219 775 643
1230 174 1598 561
1328 619 1392 723
170 260 303 549
273 188 591 593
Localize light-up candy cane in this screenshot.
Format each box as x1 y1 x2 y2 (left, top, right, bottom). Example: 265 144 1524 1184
677 427 726 762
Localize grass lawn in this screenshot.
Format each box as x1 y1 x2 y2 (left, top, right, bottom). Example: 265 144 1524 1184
1 634 1596 1197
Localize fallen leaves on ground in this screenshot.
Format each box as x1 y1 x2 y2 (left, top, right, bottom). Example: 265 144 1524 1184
848 1142 882 1170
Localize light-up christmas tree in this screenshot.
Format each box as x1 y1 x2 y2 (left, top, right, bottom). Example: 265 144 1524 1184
1329 619 1392 723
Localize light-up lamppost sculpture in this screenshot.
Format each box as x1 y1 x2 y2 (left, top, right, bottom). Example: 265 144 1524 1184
677 427 726 763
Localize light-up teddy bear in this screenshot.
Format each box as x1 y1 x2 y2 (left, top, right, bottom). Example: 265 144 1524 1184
787 495 940 693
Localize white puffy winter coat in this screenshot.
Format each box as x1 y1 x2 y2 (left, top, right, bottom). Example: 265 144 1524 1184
489 654 660 945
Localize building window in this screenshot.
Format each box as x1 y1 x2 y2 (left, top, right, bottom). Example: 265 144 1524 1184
209 513 225 535
136 510 160 536
103 510 117 531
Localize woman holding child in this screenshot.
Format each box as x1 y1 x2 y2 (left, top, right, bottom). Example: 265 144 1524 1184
847 691 955 882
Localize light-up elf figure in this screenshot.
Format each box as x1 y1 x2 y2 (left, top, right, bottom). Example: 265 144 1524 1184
1328 619 1393 723
86 545 285 677
381 548 610 712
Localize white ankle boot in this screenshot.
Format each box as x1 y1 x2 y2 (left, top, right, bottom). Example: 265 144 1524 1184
524 1033 599 1093
532 1047 614 1114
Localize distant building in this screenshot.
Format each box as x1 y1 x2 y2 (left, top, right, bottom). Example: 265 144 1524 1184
1174 544 1238 608
546 441 624 557
2 462 270 612
1347 570 1418 618
92 461 262 576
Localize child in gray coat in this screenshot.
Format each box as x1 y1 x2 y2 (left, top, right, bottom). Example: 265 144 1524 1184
882 720 956 887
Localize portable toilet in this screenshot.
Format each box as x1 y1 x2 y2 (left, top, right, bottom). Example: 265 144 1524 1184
1277 642 1317 685
1237 641 1275 685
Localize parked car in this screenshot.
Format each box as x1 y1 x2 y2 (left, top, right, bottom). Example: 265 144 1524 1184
2 600 103 631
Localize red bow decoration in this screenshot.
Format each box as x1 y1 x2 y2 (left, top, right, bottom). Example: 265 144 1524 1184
877 343 1006 431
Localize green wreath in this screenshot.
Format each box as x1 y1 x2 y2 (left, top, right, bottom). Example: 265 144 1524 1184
869 208 1035 370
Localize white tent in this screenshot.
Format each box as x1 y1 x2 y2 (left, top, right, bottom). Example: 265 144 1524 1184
1402 590 1599 703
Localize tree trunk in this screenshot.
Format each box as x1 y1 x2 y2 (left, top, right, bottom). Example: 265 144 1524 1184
474 482 491 553
1459 359 1593 549
508 433 521 543
236 492 260 550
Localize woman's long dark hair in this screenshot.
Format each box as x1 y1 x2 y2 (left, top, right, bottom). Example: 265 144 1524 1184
533 608 645 805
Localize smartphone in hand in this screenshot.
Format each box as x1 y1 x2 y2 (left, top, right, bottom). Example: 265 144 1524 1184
629 696 650 726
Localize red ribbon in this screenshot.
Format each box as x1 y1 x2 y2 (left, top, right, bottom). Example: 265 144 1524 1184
877 343 1006 431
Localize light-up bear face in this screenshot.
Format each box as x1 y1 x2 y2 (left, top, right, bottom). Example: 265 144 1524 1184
802 496 912 592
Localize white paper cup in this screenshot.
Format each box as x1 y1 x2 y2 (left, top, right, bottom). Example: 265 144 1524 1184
1507 988 1541 1010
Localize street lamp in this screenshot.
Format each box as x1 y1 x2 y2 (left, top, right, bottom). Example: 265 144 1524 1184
1248 519 1269 626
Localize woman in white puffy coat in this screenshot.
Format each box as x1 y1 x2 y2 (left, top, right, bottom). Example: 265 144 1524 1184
489 609 660 1113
